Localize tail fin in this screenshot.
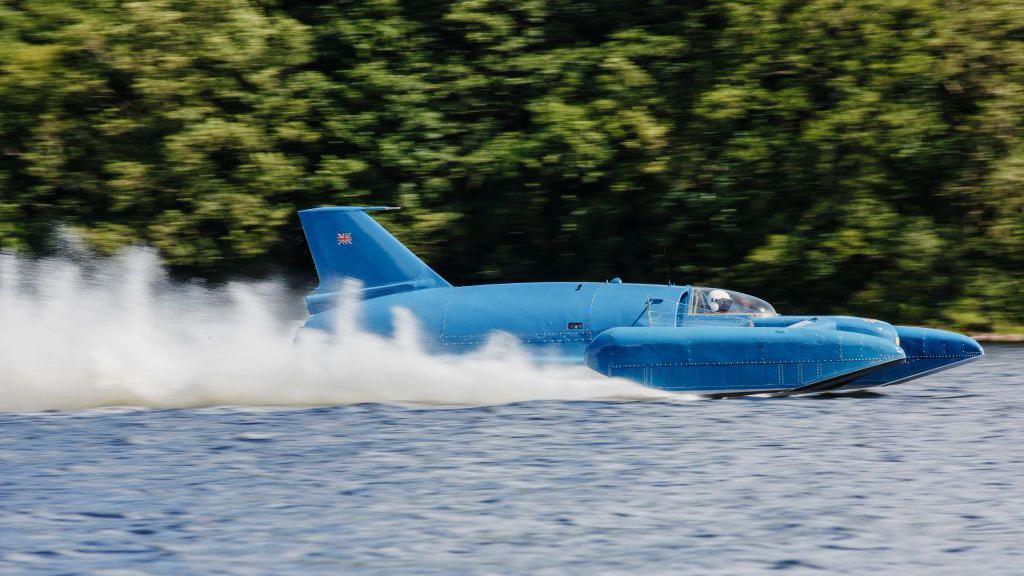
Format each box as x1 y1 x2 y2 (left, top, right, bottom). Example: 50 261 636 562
299 207 450 303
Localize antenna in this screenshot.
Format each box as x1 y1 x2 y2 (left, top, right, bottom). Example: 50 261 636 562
663 246 674 286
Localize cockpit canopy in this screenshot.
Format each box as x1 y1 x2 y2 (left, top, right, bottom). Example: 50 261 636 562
689 287 777 317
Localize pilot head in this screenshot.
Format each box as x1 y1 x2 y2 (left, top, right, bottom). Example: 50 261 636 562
708 289 733 312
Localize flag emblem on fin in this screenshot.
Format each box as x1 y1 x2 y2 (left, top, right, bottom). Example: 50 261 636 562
337 232 352 245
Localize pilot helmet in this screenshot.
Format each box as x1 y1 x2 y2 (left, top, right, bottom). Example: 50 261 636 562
708 289 733 312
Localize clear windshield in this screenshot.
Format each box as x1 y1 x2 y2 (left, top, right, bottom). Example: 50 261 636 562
689 287 777 317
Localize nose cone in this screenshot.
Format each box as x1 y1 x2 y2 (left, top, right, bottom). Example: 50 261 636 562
959 332 985 358
845 326 983 390
967 335 985 357
896 326 984 362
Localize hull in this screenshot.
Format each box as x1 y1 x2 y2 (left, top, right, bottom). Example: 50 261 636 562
305 290 983 396
295 207 984 397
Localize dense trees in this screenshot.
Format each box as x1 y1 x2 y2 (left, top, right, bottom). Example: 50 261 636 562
2 0 1023 330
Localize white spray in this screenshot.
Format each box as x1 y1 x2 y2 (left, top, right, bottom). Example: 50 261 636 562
0 246 673 412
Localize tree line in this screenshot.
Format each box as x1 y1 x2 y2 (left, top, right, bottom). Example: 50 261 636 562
2 0 1023 331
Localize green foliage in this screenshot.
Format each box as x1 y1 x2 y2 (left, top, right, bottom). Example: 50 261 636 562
2 0 1023 329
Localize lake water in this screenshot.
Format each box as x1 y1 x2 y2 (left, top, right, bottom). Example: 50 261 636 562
1 345 1021 575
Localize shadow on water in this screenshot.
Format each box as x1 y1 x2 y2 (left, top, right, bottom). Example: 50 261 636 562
709 389 889 401
809 390 888 400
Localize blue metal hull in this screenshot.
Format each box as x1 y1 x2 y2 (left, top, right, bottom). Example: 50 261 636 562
302 283 982 396
297 207 984 396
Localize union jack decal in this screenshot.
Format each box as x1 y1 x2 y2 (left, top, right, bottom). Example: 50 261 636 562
337 232 352 245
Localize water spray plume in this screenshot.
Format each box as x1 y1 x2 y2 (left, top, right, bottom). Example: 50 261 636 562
0 247 674 412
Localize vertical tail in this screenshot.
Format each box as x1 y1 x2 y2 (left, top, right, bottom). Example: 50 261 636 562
298 207 450 303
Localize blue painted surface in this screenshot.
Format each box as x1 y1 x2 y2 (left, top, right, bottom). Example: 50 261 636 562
843 325 986 390
584 326 905 393
298 207 983 395
299 207 449 313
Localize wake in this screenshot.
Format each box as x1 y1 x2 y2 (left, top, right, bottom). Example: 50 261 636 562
0 247 670 412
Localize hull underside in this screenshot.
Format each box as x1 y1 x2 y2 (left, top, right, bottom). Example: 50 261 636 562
705 357 910 398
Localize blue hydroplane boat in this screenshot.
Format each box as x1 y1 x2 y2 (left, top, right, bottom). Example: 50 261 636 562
299 207 983 397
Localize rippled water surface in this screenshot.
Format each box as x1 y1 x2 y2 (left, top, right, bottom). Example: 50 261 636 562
1 346 1022 575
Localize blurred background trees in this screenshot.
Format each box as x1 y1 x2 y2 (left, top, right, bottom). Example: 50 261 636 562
2 0 1023 331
